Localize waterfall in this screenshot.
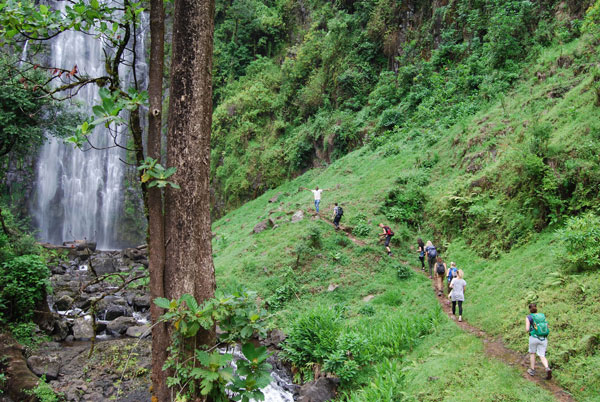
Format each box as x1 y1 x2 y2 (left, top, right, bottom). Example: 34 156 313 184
31 2 148 249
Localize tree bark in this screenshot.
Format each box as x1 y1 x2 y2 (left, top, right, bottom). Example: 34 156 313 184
147 0 169 401
164 0 217 397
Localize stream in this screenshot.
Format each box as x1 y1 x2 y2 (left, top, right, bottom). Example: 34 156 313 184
29 244 297 401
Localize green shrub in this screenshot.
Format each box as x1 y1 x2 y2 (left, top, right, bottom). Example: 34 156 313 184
0 255 50 323
281 308 341 374
352 223 371 237
555 213 600 272
308 224 323 249
323 331 371 382
25 376 62 402
396 263 413 280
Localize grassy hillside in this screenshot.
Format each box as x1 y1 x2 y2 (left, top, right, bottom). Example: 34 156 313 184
212 30 600 401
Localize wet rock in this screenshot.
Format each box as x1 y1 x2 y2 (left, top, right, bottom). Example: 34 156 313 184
26 355 61 381
72 318 94 340
51 265 66 275
102 305 128 321
253 219 273 234
53 295 74 311
51 319 70 342
89 254 116 275
125 324 150 338
291 210 304 223
97 296 128 312
106 316 137 336
123 247 147 262
298 377 339 402
133 294 151 311
265 329 287 347
0 334 39 401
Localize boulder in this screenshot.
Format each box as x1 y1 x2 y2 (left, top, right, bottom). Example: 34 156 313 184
26 355 61 381
53 295 74 311
268 193 282 203
123 247 147 262
0 334 39 401
298 377 339 402
264 329 287 347
102 305 128 321
125 324 151 338
72 318 94 340
106 316 138 336
89 254 116 275
252 219 273 234
291 210 304 223
51 265 66 275
133 294 151 311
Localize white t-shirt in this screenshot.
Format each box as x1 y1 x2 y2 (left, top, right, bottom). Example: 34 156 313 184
311 189 323 200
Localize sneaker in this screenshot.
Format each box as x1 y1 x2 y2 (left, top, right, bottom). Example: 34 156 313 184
546 368 552 380
527 369 535 376
458 316 462 322
388 252 393 256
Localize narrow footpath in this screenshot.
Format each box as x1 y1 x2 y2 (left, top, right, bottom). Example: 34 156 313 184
412 265 575 402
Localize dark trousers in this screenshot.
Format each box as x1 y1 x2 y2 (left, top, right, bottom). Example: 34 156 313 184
452 301 463 316
419 256 425 268
333 216 341 228
428 257 435 277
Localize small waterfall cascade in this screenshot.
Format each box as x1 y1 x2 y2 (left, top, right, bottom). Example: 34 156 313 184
31 2 148 249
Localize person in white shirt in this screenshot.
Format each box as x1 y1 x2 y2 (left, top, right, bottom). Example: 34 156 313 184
302 186 327 213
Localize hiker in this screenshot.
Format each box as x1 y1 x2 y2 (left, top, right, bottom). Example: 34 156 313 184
447 261 458 294
417 238 425 271
378 223 394 256
301 186 326 213
424 240 437 279
449 269 466 322
526 303 552 379
434 256 446 296
332 203 343 230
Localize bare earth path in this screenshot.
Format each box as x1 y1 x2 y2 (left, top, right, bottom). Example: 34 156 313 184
410 265 576 402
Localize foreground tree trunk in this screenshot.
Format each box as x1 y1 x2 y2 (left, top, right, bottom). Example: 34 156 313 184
148 0 168 400
163 0 217 397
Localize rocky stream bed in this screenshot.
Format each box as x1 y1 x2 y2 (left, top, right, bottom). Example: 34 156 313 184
1 243 338 402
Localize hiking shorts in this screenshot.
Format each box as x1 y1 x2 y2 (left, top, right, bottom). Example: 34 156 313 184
529 336 548 357
384 235 392 247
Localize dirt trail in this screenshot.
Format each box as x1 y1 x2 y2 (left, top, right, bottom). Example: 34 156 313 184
413 267 575 402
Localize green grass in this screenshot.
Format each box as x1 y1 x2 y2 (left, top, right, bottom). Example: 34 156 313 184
212 35 600 400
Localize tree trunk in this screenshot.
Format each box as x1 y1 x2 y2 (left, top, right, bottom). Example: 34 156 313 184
164 0 217 397
148 0 168 400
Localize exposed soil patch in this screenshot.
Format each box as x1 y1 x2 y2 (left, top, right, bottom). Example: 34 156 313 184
414 267 575 402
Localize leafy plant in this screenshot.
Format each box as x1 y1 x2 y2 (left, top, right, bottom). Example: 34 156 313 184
396 263 413 280
555 213 600 272
0 255 50 323
137 157 180 189
155 290 271 401
25 376 62 402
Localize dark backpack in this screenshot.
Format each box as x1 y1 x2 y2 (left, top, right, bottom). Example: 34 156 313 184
427 246 437 259
336 207 343 218
384 226 394 236
436 262 445 275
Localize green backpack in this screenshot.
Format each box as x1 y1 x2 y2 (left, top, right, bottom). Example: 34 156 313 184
530 313 550 339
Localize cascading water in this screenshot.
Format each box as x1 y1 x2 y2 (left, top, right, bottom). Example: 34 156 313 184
31 1 147 249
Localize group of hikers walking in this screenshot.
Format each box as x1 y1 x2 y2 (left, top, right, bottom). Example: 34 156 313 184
417 238 466 321
302 185 552 381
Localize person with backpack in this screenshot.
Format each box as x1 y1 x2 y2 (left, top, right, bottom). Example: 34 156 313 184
424 240 437 279
526 303 551 379
447 262 458 294
417 238 425 271
332 203 343 230
378 223 394 256
434 257 446 296
449 269 466 322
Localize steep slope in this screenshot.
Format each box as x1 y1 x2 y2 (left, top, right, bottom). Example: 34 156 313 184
212 31 600 400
